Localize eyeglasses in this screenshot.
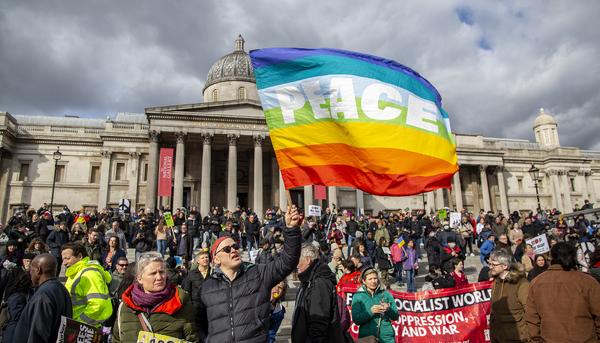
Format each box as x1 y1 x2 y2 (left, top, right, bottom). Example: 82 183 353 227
117 264 128 267
488 262 501 267
216 243 240 255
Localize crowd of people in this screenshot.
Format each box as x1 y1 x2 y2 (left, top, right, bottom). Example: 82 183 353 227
0 200 598 342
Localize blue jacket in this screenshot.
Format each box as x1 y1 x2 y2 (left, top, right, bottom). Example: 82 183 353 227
480 240 495 264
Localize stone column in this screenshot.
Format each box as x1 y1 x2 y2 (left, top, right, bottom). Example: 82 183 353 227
173 132 186 210
98 150 112 209
578 170 589 201
128 152 141 211
356 189 365 215
0 149 14 223
549 170 563 211
304 186 313 211
278 171 287 210
253 135 264 219
435 189 445 210
227 134 239 211
560 171 573 212
200 133 213 217
585 171 597 202
453 171 463 211
146 130 160 213
479 165 491 212
328 186 338 209
427 191 435 213
496 167 509 215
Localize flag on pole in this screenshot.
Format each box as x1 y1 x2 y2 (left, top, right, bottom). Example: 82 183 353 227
395 236 406 248
250 48 458 196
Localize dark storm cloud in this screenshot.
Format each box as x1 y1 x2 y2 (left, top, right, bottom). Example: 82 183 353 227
1 0 599 149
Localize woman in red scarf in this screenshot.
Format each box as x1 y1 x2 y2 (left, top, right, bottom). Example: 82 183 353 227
112 252 198 343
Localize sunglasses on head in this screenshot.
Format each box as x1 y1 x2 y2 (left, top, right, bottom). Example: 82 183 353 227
217 243 240 255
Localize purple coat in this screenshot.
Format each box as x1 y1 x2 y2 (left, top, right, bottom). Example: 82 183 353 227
401 247 417 270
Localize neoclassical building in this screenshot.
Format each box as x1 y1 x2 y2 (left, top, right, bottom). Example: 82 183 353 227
0 36 598 222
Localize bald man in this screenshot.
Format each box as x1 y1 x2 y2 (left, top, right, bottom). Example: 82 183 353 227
14 254 72 343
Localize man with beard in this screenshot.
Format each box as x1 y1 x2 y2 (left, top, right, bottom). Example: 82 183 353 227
488 250 529 342
83 228 104 263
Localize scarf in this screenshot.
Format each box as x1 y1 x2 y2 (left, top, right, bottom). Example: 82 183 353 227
131 282 176 313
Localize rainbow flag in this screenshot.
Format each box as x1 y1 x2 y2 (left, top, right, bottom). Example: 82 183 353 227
250 48 458 196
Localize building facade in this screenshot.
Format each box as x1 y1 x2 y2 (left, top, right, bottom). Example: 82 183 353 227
1 35 599 221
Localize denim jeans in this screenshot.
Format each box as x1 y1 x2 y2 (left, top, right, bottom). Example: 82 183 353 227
247 235 256 252
406 269 416 292
156 239 167 257
346 235 355 257
394 262 403 283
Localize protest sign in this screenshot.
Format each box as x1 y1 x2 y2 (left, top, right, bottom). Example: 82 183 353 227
437 208 448 221
525 234 550 254
449 212 461 228
137 331 190 343
164 212 175 227
308 205 322 217
249 249 259 263
56 316 102 343
338 281 493 342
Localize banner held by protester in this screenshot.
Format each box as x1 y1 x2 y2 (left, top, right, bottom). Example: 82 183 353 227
339 281 492 342
250 48 458 196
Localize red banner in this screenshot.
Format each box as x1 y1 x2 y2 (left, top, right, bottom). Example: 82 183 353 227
314 185 327 200
339 281 492 342
158 148 174 197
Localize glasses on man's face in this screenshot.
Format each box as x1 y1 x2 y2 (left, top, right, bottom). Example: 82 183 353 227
217 243 240 255
488 262 501 267
117 264 128 267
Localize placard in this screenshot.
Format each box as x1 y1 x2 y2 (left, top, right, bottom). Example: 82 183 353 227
164 212 175 227
308 205 322 217
137 330 190 343
525 234 550 254
449 212 461 228
56 316 102 343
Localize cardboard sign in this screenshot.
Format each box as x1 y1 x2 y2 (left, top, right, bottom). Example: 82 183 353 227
449 212 461 228
56 316 102 343
164 212 175 227
526 234 550 254
437 208 448 221
339 282 493 342
308 205 322 217
137 330 190 343
249 250 259 263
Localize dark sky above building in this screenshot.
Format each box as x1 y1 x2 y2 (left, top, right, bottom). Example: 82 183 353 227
1 1 599 149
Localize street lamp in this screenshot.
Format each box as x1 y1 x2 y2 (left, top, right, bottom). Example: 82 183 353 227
49 146 62 215
528 164 541 211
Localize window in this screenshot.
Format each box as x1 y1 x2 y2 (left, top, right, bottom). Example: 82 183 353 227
115 162 126 181
18 162 30 181
90 165 100 184
211 89 218 102
237 87 246 100
55 165 65 182
570 178 576 192
142 162 148 182
517 178 523 192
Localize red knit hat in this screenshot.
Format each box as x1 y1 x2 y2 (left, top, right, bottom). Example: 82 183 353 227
211 236 231 259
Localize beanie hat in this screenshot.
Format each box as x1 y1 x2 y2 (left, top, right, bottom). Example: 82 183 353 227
211 236 230 259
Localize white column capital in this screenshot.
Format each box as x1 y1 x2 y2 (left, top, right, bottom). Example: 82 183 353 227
253 134 265 147
202 132 214 145
128 151 141 159
227 134 240 146
101 150 112 159
149 130 161 143
175 131 187 144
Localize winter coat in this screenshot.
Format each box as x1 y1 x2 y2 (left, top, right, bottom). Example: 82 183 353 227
112 285 198 343
424 236 442 267
401 247 418 271
2 292 28 343
46 229 69 257
374 227 390 246
479 240 495 264
526 265 600 343
374 246 392 270
490 266 529 342
13 278 72 343
255 248 274 265
64 257 112 327
101 248 127 272
291 260 340 343
84 241 104 263
199 227 300 343
351 285 399 343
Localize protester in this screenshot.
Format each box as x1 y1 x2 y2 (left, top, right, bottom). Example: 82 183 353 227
351 267 399 343
401 239 418 293
527 254 548 282
112 251 197 343
108 257 129 296
46 223 69 272
181 248 211 333
0 267 31 342
520 244 535 274
526 242 600 342
102 235 127 271
154 219 169 256
25 238 48 256
423 264 455 290
105 220 128 251
256 238 275 265
13 254 72 343
292 243 342 342
83 228 104 263
479 233 496 266
268 281 288 343
451 258 469 288
328 247 344 281
62 242 112 327
488 250 529 342
199 206 301 342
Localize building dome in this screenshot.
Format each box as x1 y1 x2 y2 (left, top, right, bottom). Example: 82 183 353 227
203 35 255 91
534 108 557 128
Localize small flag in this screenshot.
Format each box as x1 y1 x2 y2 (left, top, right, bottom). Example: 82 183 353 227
396 236 405 248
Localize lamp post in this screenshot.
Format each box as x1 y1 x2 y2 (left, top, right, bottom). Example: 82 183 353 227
422 193 426 211
49 146 62 214
528 164 541 211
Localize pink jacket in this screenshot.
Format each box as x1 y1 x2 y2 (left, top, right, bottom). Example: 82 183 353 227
391 243 403 263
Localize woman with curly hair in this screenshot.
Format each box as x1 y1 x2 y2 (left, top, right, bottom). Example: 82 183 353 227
25 238 48 256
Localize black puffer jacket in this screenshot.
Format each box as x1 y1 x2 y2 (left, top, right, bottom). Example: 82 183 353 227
291 260 340 343
200 227 300 343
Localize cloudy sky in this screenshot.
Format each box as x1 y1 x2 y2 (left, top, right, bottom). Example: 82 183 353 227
1 1 599 149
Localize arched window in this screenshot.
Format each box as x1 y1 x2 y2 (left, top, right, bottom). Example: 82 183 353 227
237 87 246 100
212 89 218 102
